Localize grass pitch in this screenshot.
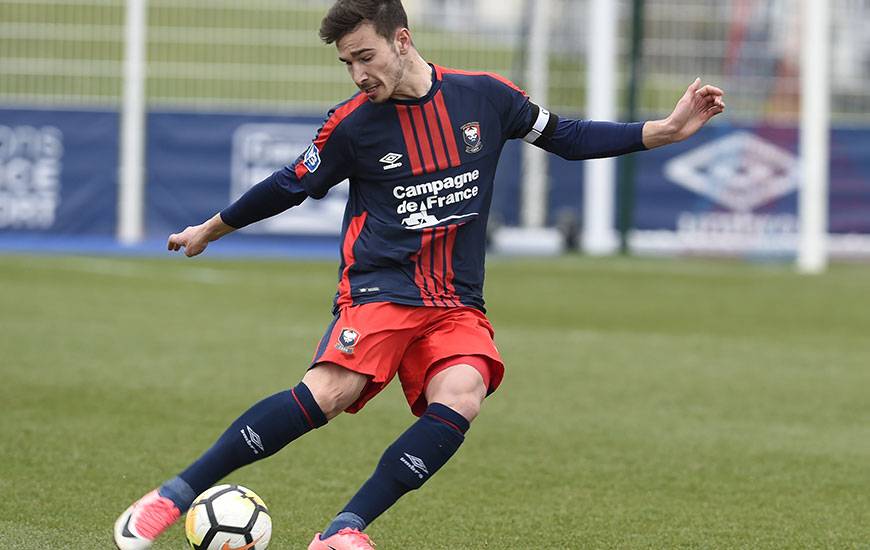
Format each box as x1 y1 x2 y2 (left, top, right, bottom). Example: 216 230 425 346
1 254 869 549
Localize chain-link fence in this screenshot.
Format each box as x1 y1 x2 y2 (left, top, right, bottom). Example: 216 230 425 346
2 0 869 121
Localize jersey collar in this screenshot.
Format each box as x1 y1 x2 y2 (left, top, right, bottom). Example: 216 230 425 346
388 63 442 105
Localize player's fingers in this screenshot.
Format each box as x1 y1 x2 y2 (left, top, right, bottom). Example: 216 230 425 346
167 234 184 252
704 104 725 119
696 85 724 98
184 244 202 258
688 77 701 93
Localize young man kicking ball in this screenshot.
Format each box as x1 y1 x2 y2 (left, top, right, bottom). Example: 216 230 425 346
113 1 725 548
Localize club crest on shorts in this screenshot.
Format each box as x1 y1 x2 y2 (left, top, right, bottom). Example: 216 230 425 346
461 122 483 153
335 327 360 354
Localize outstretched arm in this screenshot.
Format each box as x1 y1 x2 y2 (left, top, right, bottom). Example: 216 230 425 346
166 99 358 258
642 78 725 149
166 167 309 258
522 78 724 160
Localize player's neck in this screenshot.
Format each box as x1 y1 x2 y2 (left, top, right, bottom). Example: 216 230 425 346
391 53 433 101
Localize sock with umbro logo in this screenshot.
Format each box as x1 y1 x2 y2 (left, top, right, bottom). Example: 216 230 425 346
321 402 469 539
158 382 327 512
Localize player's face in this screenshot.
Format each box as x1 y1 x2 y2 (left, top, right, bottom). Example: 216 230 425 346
337 22 407 103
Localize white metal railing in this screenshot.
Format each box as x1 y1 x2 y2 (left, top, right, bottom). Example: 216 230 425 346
1 0 868 122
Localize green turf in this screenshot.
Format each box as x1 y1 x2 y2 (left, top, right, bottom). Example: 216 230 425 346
1 254 869 548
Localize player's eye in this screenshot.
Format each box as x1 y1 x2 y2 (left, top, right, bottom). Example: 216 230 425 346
361 56 373 63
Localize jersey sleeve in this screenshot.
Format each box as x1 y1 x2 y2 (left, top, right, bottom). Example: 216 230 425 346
485 74 647 159
483 74 538 141
527 115 647 160
293 99 359 199
218 101 359 229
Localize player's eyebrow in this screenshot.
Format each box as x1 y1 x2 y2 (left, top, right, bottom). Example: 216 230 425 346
338 48 375 63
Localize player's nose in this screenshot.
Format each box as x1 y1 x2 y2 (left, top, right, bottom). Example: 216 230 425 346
351 66 368 87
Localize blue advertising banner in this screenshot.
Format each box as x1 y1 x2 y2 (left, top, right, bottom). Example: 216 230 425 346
2 105 868 258
0 108 119 235
627 125 870 255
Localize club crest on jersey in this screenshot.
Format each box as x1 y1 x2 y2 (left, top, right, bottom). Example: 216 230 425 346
302 142 321 173
461 122 483 153
335 328 360 354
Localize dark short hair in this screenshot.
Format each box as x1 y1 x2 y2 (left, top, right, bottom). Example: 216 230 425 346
319 0 409 44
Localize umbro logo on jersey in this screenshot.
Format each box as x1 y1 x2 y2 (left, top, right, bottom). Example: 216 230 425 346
380 152 403 170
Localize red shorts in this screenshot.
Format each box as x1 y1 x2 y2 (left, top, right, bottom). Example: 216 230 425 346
311 302 505 416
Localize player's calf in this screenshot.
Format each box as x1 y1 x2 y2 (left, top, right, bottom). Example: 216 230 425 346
320 402 471 539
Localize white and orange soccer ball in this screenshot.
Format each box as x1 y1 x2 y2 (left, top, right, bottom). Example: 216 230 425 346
185 484 272 550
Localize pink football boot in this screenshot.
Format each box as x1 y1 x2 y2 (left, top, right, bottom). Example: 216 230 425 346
308 528 376 550
113 489 181 549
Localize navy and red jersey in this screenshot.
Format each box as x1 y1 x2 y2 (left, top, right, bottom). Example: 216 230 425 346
221 64 646 312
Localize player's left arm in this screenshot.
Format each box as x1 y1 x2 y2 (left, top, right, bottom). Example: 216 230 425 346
503 77 724 159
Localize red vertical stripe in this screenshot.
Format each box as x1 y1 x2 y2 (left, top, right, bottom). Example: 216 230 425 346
336 212 368 308
410 106 437 173
430 226 458 307
396 105 423 176
443 224 460 306
434 91 461 167
413 229 436 306
430 227 447 306
423 102 449 171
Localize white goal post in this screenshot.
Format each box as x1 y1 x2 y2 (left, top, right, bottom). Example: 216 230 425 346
798 0 831 274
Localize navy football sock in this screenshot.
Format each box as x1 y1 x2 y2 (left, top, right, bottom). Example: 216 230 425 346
159 382 327 512
322 403 469 538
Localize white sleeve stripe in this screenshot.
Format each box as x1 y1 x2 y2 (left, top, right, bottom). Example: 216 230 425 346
523 107 551 144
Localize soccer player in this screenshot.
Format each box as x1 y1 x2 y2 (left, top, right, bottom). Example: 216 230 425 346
113 1 725 548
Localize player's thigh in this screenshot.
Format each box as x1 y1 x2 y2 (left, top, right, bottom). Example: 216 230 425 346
302 362 369 420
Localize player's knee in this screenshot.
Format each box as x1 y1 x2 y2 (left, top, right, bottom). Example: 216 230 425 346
302 363 367 420
425 364 488 422
441 393 483 422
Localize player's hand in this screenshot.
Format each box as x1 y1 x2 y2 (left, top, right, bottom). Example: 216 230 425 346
643 78 725 149
167 214 236 257
167 224 211 257
666 78 725 142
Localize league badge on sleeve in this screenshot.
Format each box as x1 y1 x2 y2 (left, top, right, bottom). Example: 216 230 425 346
302 142 321 173
335 327 360 354
460 122 483 153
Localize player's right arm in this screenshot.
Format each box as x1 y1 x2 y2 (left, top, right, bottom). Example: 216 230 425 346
168 100 358 257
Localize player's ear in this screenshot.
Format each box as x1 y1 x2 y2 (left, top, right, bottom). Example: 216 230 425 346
395 28 412 55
